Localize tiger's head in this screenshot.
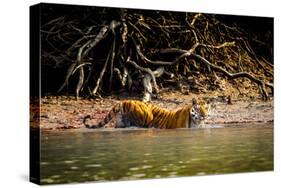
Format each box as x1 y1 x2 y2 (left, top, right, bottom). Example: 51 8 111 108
189 98 210 127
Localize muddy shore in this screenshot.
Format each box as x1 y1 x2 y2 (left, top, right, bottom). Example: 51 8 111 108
30 91 273 130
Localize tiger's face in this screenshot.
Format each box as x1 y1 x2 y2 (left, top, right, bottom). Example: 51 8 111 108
190 99 210 125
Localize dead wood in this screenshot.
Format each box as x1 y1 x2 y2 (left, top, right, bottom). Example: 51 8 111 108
41 6 273 100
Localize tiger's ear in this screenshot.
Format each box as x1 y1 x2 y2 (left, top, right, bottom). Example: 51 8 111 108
192 98 197 105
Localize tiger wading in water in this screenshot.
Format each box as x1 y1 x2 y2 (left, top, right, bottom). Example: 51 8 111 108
83 98 210 129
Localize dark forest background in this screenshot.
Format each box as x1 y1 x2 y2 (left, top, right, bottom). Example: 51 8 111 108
38 3 273 100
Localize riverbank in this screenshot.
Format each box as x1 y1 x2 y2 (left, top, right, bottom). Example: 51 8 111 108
30 91 274 130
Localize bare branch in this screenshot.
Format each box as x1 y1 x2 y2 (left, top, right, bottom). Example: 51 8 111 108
192 53 273 100
92 42 114 95
127 58 159 93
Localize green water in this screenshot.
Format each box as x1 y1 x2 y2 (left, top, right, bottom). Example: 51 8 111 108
40 124 273 184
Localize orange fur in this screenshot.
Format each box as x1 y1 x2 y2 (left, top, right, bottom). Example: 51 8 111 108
83 99 209 129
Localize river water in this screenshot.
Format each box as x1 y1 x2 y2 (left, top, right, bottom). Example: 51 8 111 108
40 123 273 184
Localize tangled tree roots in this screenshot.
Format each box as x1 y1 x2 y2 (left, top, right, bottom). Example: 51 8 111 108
41 6 273 100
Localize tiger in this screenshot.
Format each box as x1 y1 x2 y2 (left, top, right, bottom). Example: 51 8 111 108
83 98 210 129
